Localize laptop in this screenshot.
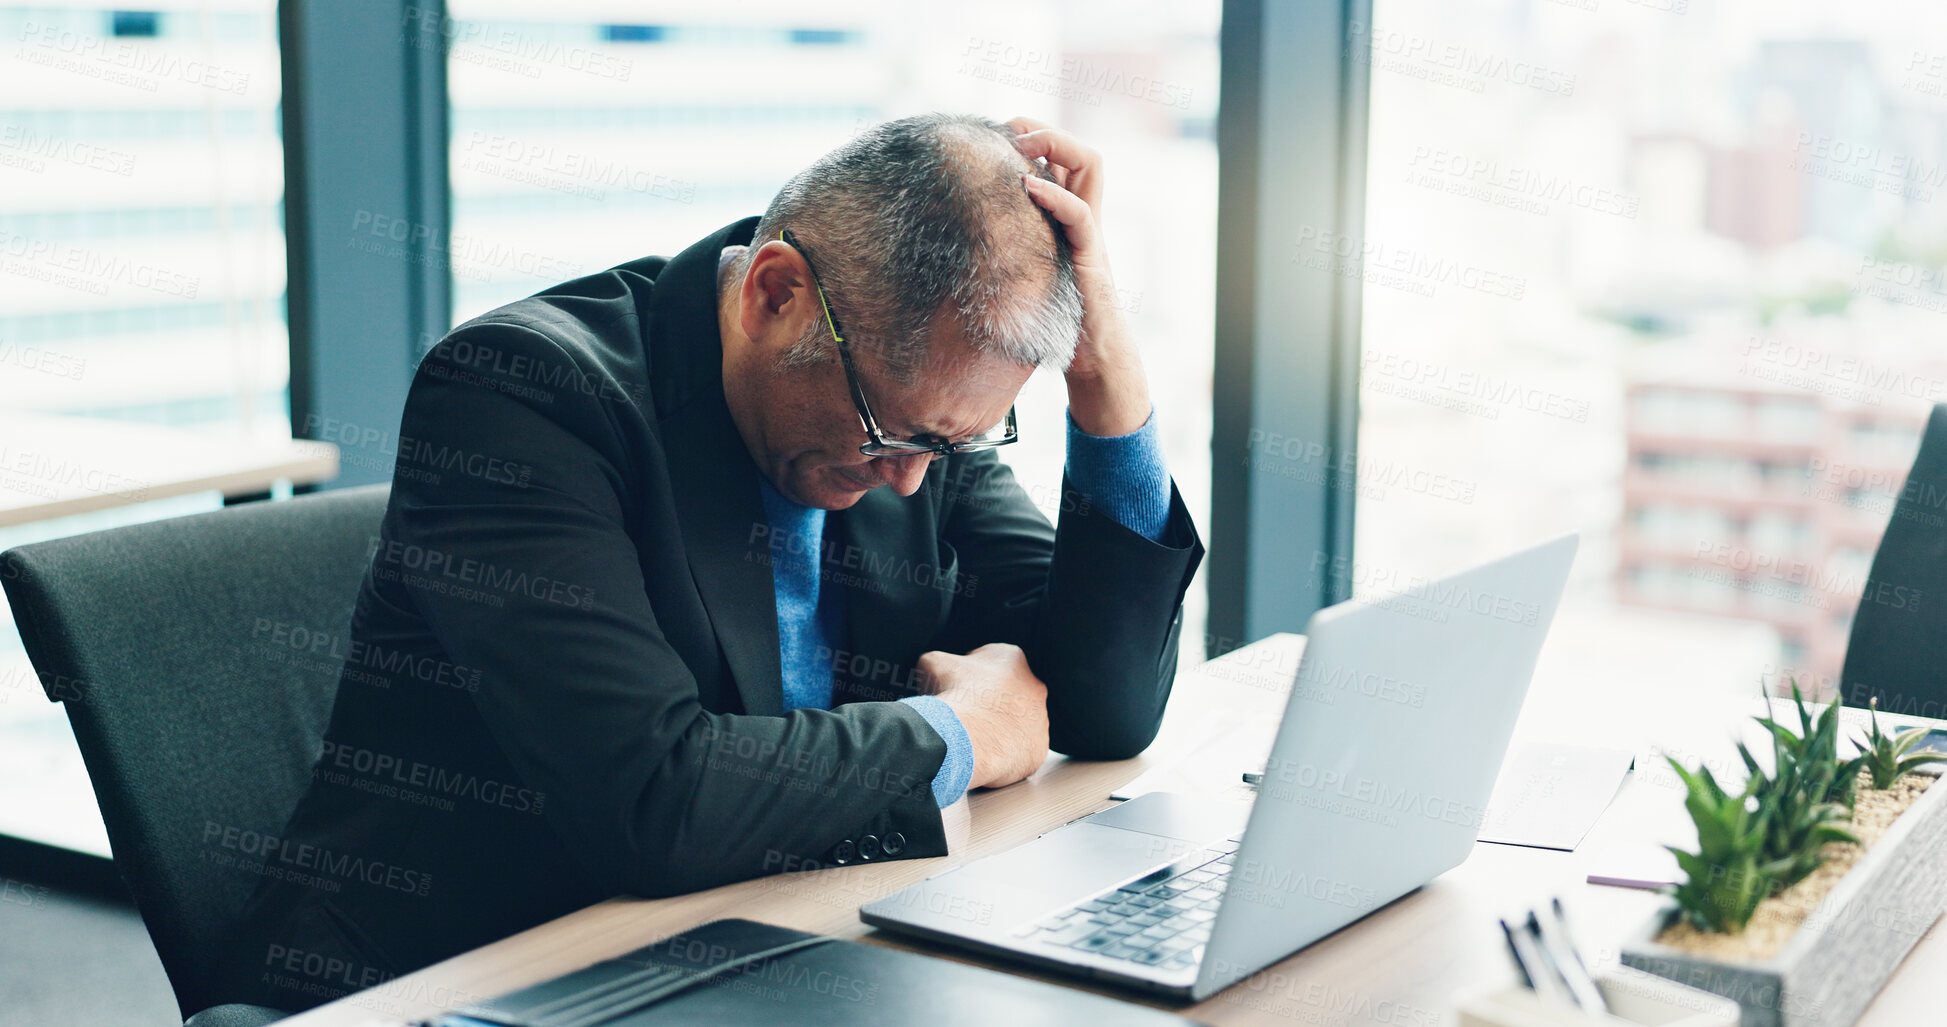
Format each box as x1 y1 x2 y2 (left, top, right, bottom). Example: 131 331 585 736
861 532 1579 1001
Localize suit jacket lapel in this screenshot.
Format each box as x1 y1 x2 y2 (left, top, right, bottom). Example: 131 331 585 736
661 402 784 717
647 216 783 718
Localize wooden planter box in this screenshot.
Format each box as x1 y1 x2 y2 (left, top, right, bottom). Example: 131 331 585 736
1621 774 1947 1027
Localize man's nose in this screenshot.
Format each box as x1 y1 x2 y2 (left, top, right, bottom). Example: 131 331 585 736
872 453 934 497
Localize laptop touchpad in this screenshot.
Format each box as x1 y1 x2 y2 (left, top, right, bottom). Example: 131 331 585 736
901 822 1190 931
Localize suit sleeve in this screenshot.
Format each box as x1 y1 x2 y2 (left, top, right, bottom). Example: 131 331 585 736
383 325 948 898
931 448 1204 760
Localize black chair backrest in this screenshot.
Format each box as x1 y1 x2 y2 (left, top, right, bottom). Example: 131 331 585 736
1841 404 1947 718
1 485 389 1017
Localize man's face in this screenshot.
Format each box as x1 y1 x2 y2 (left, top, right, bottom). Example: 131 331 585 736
721 239 1039 510
742 322 1033 510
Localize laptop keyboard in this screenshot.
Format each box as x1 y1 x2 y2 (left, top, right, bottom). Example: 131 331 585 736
1010 838 1239 970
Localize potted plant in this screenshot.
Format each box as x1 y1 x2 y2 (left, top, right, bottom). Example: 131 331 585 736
1622 691 1947 1027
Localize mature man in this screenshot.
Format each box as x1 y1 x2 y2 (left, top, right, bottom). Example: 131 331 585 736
219 113 1202 1011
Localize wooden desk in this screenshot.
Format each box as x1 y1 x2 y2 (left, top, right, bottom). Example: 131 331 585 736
277 633 1947 1027
0 414 339 528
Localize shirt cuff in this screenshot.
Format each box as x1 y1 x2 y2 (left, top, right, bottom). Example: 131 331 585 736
1064 408 1171 542
898 695 975 808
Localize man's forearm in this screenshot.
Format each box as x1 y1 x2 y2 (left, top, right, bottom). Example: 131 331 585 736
905 413 1173 789
1032 481 1203 760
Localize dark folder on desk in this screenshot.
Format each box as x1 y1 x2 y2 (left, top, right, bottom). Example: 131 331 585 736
431 918 1207 1027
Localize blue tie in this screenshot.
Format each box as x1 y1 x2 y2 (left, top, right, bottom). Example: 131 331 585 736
758 479 839 710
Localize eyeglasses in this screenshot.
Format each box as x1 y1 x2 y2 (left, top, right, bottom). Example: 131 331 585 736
780 229 1018 458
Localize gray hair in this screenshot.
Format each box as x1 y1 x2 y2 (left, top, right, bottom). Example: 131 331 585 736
743 113 1083 382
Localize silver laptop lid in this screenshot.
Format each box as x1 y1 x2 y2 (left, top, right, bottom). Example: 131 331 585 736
1195 532 1578 999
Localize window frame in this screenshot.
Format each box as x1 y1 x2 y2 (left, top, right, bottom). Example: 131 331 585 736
1207 0 1372 655
281 0 452 487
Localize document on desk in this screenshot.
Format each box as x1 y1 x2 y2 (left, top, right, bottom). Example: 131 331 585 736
1476 741 1635 851
1115 726 1631 853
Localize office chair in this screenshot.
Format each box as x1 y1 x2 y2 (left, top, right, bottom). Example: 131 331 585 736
2 485 390 1026
1840 402 1947 716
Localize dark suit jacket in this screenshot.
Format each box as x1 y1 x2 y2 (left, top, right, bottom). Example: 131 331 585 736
222 217 1202 1010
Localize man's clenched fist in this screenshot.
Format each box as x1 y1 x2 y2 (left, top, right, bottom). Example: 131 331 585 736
918 643 1050 790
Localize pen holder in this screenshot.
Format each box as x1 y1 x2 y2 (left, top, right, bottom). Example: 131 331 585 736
1457 967 1739 1027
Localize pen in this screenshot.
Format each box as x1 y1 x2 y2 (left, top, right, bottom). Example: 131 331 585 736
1498 918 1535 990
1548 898 1610 1014
1520 912 1579 1007
1533 902 1607 1013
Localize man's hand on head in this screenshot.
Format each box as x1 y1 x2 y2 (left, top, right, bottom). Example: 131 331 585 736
917 643 1050 790
1009 116 1153 439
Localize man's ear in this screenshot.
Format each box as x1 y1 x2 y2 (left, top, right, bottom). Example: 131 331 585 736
738 240 812 353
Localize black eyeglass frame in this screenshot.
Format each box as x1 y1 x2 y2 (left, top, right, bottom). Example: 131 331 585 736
779 229 1019 458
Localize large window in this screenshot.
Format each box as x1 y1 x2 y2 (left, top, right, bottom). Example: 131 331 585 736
1 3 286 432
0 1 286 854
1355 1 1946 699
440 0 1221 661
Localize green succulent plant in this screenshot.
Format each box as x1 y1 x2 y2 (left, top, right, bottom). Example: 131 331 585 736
1857 697 1947 790
1658 682 1869 931
1663 683 1904 933
1759 680 1868 809
1740 682 1859 888
1663 757 1792 933
1736 739 1856 888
